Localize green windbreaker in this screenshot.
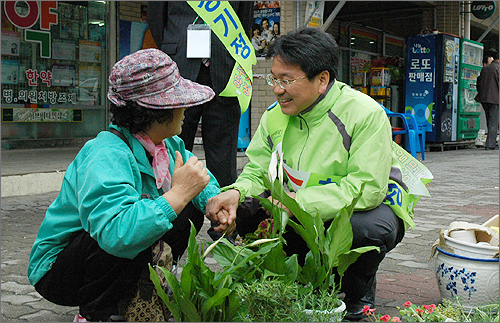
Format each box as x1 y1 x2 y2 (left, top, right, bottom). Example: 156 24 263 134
225 81 414 228
28 124 220 286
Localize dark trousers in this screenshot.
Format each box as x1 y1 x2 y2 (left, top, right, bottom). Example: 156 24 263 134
179 64 241 187
236 195 405 301
35 203 204 321
483 103 499 149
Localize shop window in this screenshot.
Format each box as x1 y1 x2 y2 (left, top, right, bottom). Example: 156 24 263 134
1 1 107 111
384 35 404 57
350 28 379 53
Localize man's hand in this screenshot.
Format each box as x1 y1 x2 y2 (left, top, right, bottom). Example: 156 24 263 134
265 191 296 217
206 189 240 233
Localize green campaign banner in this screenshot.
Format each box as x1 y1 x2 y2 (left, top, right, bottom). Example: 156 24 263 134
187 1 256 112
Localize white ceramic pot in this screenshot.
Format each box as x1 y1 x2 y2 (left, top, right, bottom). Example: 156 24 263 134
443 229 499 259
303 301 346 322
435 247 499 310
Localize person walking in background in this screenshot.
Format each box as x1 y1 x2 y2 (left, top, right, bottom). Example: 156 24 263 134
147 1 254 188
28 49 221 322
206 27 412 321
476 52 499 150
483 53 494 66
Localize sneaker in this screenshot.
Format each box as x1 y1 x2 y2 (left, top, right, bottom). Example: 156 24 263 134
73 313 87 322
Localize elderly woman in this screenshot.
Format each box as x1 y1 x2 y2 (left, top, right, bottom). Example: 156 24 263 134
28 49 220 322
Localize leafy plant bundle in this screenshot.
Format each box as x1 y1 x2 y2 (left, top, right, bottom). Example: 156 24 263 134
236 278 346 322
149 221 240 322
255 175 380 292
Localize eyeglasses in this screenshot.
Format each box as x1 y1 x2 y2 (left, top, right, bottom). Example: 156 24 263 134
265 74 307 89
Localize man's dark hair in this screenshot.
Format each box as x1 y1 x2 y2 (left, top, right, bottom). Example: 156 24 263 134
110 101 174 134
494 52 499 61
266 27 339 81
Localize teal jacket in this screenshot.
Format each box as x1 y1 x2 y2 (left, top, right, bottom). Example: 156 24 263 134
226 81 413 228
28 124 220 286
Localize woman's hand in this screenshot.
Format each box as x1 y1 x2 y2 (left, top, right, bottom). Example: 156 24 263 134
163 151 210 214
206 189 240 233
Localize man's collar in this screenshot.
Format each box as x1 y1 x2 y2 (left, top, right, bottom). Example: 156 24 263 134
300 81 335 115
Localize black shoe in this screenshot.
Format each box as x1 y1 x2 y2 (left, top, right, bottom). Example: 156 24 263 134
343 277 376 321
485 146 499 150
344 299 374 321
207 224 238 245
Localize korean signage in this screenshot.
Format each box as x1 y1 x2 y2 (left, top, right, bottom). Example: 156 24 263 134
2 1 104 116
405 36 436 129
188 1 257 113
2 107 82 122
4 1 58 58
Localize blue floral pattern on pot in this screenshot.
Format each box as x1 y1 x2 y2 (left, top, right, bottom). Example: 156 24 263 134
437 263 478 299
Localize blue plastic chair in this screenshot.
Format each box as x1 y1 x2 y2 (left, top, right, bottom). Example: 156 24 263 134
381 105 425 160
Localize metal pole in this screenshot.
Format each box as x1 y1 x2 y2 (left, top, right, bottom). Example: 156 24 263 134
478 16 500 43
106 1 118 125
304 1 320 27
464 1 471 39
322 0 346 31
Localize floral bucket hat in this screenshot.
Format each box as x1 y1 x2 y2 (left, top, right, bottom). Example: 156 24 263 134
108 48 215 109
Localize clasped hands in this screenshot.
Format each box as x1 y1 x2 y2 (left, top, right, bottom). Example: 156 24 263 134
206 189 296 235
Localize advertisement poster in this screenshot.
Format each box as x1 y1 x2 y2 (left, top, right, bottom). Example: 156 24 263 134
51 64 77 87
405 36 436 131
119 20 150 59
305 1 325 28
1 30 21 56
2 107 82 122
79 40 102 63
253 1 281 57
1 59 19 84
52 41 77 61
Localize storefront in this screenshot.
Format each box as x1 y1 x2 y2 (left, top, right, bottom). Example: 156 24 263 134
1 1 111 149
336 24 405 112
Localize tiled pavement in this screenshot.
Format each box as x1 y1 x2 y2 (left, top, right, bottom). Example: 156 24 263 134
1 146 498 322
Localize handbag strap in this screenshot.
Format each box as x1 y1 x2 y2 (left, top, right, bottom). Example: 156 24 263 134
109 128 132 151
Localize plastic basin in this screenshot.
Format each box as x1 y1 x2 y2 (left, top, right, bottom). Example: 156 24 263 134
443 229 498 259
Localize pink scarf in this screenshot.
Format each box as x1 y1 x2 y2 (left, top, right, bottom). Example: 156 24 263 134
133 132 171 192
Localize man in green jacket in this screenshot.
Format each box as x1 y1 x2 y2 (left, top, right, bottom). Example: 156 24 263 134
206 27 411 320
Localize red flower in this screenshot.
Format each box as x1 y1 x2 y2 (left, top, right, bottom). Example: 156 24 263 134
416 308 425 315
423 304 434 313
362 305 376 315
391 317 401 322
380 314 391 322
403 301 412 308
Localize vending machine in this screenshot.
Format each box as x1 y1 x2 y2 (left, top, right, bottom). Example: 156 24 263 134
405 33 460 142
457 38 483 140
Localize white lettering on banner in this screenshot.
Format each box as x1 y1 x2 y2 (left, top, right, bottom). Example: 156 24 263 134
2 89 77 105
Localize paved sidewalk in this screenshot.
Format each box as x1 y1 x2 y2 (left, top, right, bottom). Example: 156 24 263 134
1 147 499 322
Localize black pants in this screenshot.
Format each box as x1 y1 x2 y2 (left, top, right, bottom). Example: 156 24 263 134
179 64 241 187
482 103 499 149
236 195 405 301
35 203 204 321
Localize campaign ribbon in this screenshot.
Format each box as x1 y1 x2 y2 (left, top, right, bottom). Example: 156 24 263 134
391 141 433 197
187 1 256 113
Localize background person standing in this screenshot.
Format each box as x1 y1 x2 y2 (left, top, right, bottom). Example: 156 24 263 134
476 52 499 150
147 1 254 188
